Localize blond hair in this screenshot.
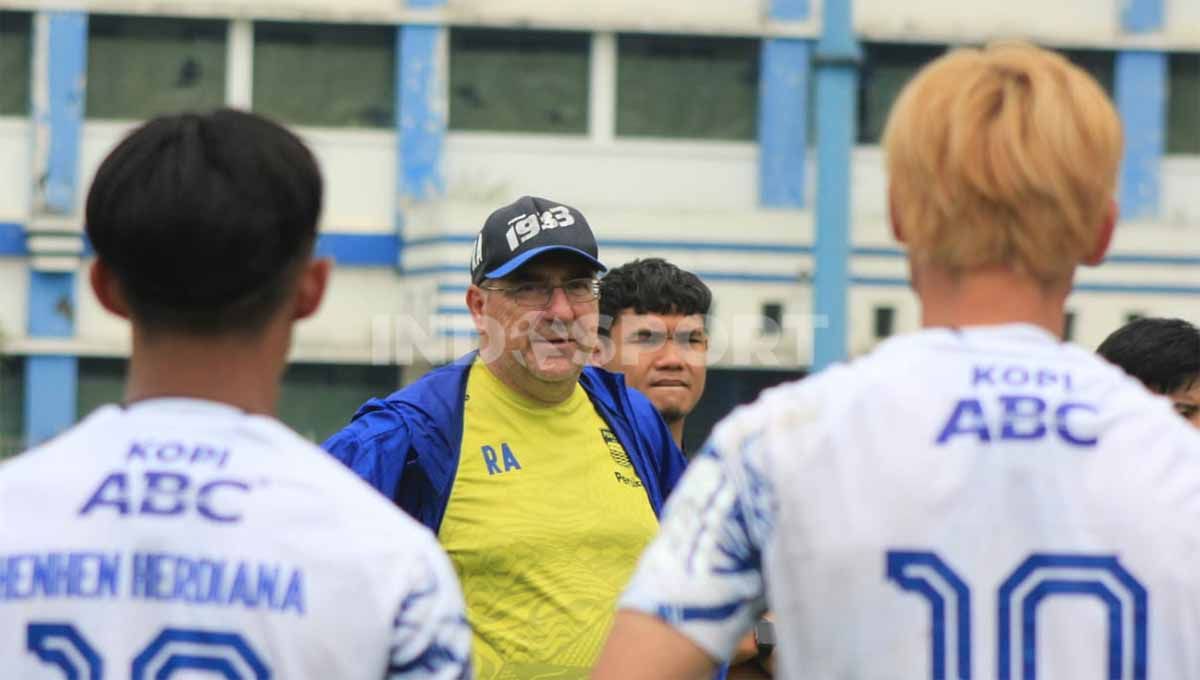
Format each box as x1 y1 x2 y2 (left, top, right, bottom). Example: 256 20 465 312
883 42 1122 284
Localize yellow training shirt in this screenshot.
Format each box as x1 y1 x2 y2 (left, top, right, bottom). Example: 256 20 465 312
438 359 660 679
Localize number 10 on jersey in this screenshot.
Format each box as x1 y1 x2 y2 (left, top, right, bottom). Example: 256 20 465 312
27 623 269 679
886 550 1147 680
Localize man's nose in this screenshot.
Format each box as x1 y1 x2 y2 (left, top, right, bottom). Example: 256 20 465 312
543 286 576 320
654 338 685 369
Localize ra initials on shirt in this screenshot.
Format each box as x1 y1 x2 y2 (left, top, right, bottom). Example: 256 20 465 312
482 443 522 475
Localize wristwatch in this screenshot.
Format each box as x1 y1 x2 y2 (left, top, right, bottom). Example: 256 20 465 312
753 618 776 659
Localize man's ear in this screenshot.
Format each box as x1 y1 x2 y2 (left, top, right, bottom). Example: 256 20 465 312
1082 199 1117 266
90 259 131 320
466 285 488 332
292 257 331 321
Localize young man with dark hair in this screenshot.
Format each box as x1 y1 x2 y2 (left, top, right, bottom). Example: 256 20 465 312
1098 317 1200 426
0 110 470 679
597 258 712 449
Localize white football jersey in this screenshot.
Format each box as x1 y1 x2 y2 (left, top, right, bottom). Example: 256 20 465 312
622 324 1200 680
0 398 471 679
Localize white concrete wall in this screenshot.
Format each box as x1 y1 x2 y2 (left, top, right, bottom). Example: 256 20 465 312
0 0 813 37
0 118 30 222
54 260 408 363
77 122 132 227
855 0 1119 47
297 128 396 232
857 148 1200 228
70 265 126 355
443 0 786 36
42 239 1199 368
4 0 1200 369
855 0 1200 49
13 0 1200 46
4 133 1198 365
0 259 28 349
1168 0 1200 45
291 267 408 362
848 153 1200 240
1161 157 1200 226
846 147 1200 351
79 122 396 233
444 135 760 211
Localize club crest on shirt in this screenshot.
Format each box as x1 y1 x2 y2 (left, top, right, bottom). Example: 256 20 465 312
601 429 631 468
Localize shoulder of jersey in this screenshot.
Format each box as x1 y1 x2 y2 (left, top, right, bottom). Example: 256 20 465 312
245 416 437 535
0 405 124 480
710 336 905 440
705 363 839 459
1054 341 1195 422
703 328 1200 453
1084 353 1200 444
2 407 441 556
203 415 447 569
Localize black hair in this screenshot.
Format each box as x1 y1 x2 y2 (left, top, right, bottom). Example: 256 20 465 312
598 258 712 336
85 109 322 334
1097 317 1200 394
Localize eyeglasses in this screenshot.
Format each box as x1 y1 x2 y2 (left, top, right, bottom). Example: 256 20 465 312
479 277 600 308
624 329 709 353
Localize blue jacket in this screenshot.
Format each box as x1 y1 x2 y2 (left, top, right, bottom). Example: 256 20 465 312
322 354 689 532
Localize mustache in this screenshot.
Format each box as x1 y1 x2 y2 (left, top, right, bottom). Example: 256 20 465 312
514 318 593 342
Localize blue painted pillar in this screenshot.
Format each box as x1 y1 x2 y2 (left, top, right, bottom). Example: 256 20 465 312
811 0 859 371
759 40 812 207
1121 0 1163 34
25 12 85 446
1116 53 1165 220
397 1 447 271
25 274 78 446
760 0 812 207
1116 0 1165 221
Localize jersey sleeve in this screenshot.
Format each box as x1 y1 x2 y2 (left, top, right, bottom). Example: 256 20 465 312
618 422 777 662
322 403 412 501
386 542 473 680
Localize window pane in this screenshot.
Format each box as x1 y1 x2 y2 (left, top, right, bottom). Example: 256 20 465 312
74 358 399 445
77 358 126 420
0 11 32 116
682 367 804 457
0 357 25 459
873 305 895 339
87 15 226 120
254 21 394 128
1168 53 1200 155
760 302 783 335
449 28 589 134
1060 48 1115 95
278 363 400 443
858 43 945 144
617 35 759 140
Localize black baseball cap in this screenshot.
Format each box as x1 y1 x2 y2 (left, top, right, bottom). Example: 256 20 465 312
470 196 606 284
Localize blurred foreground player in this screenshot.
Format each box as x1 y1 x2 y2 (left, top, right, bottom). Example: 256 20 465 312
1098 317 1200 428
594 43 1200 680
0 110 470 678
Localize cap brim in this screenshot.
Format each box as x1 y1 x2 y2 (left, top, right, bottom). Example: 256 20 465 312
482 245 606 281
